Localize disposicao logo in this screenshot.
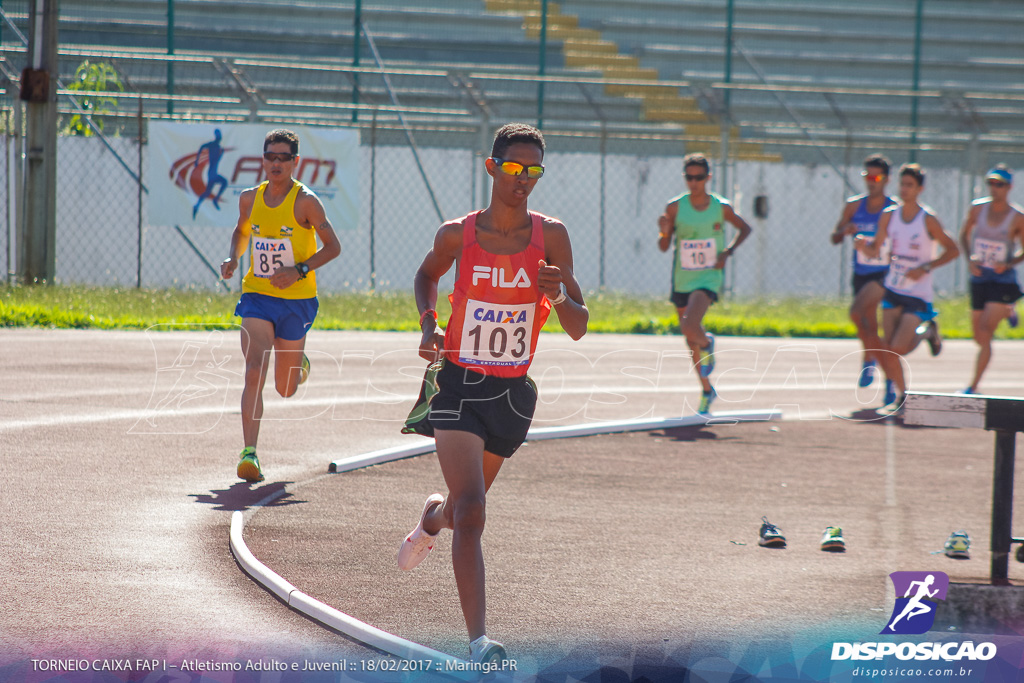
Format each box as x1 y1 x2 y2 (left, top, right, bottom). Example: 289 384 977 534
830 570 997 663
882 571 948 635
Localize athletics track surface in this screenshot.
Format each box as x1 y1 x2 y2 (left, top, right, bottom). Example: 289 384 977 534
2 329 1023 679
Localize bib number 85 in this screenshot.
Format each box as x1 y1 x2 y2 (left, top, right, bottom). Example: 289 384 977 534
252 237 295 278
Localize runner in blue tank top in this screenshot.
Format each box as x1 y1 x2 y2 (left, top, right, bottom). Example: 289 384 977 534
957 164 1024 394
830 154 897 400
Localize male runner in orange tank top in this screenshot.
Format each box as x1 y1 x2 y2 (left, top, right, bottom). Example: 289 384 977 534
397 123 589 666
220 129 341 482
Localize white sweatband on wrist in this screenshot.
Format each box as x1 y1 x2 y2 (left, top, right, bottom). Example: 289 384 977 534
550 286 567 306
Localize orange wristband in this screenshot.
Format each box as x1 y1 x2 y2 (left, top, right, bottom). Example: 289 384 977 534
419 309 438 328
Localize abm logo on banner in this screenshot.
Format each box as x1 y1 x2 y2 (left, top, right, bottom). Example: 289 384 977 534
881 571 949 635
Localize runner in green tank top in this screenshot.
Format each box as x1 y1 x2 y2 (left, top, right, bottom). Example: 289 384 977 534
658 153 752 415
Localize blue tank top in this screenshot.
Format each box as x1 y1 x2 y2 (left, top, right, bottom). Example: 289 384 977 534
850 195 898 275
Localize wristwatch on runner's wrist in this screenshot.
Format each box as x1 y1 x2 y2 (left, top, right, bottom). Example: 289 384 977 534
550 285 567 306
295 262 310 279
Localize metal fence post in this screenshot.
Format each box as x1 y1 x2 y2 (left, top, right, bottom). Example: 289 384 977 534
369 108 377 290
352 0 361 123
4 108 10 284
537 0 548 129
166 0 174 115
137 98 144 288
599 122 607 289
908 0 923 162
22 0 58 285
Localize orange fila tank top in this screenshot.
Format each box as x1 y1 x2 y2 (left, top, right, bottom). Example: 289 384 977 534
444 210 552 377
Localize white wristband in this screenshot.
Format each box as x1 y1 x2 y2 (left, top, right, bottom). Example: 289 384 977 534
550 286 567 306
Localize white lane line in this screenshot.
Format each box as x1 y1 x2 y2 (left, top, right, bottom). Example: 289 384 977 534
3 379 992 434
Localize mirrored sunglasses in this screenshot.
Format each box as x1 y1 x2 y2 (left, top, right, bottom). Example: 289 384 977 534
491 157 544 179
263 152 295 163
862 172 887 182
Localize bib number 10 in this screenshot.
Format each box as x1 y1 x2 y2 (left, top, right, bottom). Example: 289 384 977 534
679 239 716 270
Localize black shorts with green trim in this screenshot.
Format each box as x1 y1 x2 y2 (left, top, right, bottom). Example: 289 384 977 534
402 360 537 458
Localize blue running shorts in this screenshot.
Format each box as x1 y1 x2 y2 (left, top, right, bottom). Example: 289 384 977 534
234 292 319 340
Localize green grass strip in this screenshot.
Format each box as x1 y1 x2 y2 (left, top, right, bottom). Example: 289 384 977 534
1 284 1020 340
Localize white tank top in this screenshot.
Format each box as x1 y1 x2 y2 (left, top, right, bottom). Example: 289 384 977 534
883 205 935 302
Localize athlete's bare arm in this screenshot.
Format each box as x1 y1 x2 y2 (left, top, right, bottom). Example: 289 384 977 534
906 212 959 281
414 219 464 361
267 189 342 290
959 204 983 276
856 210 890 259
657 201 678 253
716 202 753 269
220 188 257 280
831 200 860 245
1009 210 1024 269
540 218 588 341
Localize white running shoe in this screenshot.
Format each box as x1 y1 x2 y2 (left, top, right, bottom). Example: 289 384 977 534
470 635 507 666
397 493 444 570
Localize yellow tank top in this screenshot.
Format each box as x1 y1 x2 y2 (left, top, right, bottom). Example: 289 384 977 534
242 180 317 299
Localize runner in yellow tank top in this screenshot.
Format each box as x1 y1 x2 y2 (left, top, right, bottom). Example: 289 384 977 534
657 153 751 415
220 128 341 482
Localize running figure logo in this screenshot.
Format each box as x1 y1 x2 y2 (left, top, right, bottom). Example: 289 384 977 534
192 128 229 219
881 571 949 635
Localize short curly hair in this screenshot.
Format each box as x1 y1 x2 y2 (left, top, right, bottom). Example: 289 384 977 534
490 123 545 159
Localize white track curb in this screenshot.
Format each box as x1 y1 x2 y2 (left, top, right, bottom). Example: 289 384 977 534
229 511 475 677
233 409 781 667
329 410 780 472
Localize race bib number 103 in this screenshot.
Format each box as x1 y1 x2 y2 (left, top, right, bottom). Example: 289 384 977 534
459 300 535 367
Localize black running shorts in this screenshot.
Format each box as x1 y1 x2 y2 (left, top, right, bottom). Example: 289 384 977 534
427 361 538 458
970 281 1023 310
852 270 887 296
670 288 719 309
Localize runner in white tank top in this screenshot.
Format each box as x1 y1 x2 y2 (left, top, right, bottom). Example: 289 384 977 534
854 163 959 416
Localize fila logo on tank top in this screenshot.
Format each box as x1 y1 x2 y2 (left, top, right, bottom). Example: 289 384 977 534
445 211 553 377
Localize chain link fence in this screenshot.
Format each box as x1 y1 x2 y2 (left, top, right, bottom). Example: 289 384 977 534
2 0 1019 299
0 99 986 300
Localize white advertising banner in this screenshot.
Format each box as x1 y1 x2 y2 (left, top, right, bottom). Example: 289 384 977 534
146 122 359 229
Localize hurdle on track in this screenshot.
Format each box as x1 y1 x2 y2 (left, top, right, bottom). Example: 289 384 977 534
904 391 1024 584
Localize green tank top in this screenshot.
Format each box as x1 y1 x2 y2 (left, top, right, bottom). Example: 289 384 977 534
672 191 726 293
